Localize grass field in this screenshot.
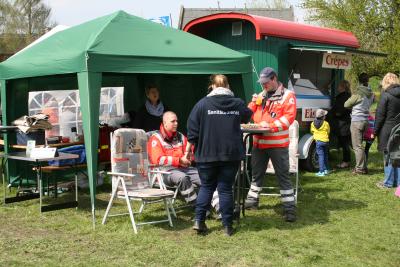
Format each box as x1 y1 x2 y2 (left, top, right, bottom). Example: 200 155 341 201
1 145 399 267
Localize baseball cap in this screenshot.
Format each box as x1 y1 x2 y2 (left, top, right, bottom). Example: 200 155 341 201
257 67 276 84
315 109 328 118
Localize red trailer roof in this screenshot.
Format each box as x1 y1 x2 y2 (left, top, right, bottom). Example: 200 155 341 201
183 13 360 48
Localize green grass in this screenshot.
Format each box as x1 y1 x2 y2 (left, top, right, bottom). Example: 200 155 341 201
1 145 399 267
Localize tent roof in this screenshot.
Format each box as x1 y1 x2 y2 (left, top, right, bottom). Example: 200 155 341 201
183 13 360 48
0 11 252 80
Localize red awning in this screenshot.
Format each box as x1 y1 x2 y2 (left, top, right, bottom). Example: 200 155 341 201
183 13 360 48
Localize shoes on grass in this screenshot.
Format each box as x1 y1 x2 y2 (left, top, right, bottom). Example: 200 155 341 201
224 226 234 236
193 220 208 234
284 209 297 222
376 182 391 189
244 200 259 210
315 171 326 177
352 168 368 175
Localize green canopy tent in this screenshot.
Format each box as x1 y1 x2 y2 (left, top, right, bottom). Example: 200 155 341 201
0 11 253 227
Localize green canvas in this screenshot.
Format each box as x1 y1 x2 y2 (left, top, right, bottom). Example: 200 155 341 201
0 11 253 226
0 11 251 79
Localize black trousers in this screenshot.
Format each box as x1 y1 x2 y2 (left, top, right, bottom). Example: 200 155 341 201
338 135 351 163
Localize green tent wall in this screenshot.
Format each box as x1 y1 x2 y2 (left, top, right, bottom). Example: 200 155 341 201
0 11 253 227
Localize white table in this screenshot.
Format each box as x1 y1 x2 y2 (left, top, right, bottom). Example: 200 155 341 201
1 152 79 213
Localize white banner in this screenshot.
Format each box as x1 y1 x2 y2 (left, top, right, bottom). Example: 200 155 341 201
322 53 352 69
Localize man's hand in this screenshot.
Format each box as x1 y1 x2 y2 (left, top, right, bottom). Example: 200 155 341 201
179 156 191 168
259 121 270 128
183 151 193 161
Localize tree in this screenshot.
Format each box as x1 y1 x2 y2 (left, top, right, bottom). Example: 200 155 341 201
0 0 55 57
246 0 290 9
301 0 400 77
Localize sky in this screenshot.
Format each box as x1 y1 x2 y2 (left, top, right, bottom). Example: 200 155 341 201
44 0 305 28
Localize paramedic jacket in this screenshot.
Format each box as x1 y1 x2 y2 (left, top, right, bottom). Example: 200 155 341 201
249 84 297 149
187 87 252 163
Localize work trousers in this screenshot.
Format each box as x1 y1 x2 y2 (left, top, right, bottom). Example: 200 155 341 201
195 161 239 227
246 147 295 212
163 167 200 203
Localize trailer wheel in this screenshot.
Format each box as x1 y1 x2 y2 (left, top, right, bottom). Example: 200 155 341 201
301 142 319 172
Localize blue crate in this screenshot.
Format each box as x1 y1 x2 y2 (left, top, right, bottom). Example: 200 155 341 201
48 145 86 166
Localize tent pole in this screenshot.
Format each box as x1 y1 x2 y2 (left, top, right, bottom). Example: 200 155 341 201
77 72 102 229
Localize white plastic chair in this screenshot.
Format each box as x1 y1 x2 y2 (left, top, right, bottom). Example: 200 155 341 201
102 128 175 234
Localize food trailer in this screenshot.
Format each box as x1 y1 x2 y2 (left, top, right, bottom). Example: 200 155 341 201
184 13 384 170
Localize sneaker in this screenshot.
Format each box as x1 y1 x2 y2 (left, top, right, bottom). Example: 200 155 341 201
352 168 367 175
244 200 259 210
315 171 325 177
376 182 391 189
336 162 350 169
284 209 296 222
324 169 331 175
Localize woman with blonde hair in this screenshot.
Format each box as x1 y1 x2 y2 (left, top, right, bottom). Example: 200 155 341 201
374 73 400 188
187 74 252 236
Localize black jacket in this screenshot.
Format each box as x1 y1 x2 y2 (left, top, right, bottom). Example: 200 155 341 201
187 91 252 163
374 84 400 152
133 105 168 132
332 91 351 136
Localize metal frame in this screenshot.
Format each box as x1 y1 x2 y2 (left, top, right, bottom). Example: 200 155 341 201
1 152 79 212
101 172 174 234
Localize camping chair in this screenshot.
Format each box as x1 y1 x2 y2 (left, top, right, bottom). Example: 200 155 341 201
261 120 300 203
149 166 191 214
102 128 175 234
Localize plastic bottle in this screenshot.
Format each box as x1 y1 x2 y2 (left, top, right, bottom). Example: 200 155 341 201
71 127 80 142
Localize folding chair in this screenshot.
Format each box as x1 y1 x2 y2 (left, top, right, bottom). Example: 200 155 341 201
102 128 175 234
148 167 180 212
261 120 300 203
149 166 193 213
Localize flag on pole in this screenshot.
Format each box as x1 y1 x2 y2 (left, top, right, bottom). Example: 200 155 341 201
148 15 172 27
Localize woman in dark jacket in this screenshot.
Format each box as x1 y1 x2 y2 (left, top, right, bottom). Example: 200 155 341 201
133 85 168 132
332 80 352 168
374 73 400 188
187 74 252 236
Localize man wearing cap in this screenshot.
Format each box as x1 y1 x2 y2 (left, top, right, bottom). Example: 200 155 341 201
245 67 297 222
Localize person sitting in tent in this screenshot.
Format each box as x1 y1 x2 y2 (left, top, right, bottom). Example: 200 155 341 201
147 111 200 204
133 85 168 132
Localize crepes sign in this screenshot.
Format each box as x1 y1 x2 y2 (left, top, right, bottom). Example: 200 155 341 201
322 53 352 69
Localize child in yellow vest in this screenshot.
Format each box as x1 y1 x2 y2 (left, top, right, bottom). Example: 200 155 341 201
311 109 330 176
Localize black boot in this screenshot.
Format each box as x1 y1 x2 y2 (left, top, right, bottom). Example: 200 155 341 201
244 199 259 210
284 209 296 222
224 225 234 236
193 221 208 234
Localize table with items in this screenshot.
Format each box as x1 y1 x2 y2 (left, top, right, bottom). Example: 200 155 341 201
1 151 79 213
234 124 270 220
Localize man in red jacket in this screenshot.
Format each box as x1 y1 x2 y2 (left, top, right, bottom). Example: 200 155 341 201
148 111 200 204
245 67 297 222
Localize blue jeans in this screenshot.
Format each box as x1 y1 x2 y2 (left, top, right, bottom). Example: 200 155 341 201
383 154 400 187
195 161 239 227
316 141 329 172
